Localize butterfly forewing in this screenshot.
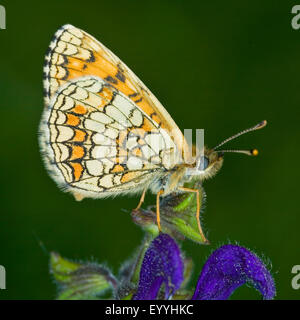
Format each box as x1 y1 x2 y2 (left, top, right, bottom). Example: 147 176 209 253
40 25 186 199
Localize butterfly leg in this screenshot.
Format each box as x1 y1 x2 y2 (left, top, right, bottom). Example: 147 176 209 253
156 189 164 232
134 188 147 211
178 187 208 243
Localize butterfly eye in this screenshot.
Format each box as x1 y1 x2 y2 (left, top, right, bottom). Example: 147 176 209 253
199 156 209 171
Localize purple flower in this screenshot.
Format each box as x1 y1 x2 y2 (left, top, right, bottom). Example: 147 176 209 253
192 244 276 300
133 233 183 300
134 234 276 300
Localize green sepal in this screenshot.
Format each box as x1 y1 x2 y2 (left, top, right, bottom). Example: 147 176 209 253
116 234 154 299
131 180 208 244
181 256 194 289
50 252 118 300
171 290 194 300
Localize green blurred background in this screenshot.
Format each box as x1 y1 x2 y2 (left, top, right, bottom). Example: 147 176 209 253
0 0 299 299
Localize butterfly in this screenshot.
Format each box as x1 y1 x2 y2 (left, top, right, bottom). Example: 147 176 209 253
39 25 266 241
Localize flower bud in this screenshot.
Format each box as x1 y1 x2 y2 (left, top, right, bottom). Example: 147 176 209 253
50 252 118 300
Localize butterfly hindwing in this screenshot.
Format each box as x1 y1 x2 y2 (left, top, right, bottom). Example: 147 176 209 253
40 76 180 198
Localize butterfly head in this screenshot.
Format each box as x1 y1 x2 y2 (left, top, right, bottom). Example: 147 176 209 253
187 120 267 181
193 148 224 180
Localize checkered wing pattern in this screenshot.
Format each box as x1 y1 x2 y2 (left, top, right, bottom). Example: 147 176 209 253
40 25 186 198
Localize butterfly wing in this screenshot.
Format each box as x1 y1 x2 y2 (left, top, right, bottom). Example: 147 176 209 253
43 25 188 154
40 25 187 199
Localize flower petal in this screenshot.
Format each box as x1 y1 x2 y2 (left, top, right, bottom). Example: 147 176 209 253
133 234 184 300
192 244 276 300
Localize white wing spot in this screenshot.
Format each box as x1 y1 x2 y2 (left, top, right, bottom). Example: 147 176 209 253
92 133 114 145
70 87 89 100
93 146 117 159
142 145 156 158
99 174 114 188
112 94 135 117
86 160 104 176
84 119 105 133
56 126 74 142
105 104 131 127
126 157 143 170
145 134 164 154
126 137 138 150
130 109 143 127
90 111 113 124
104 127 119 139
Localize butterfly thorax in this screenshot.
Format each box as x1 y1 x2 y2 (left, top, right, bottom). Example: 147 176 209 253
150 148 224 196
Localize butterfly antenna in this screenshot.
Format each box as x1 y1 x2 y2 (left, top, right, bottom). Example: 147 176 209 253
217 148 259 156
213 120 267 151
